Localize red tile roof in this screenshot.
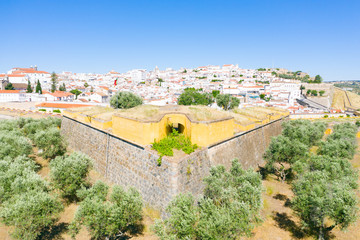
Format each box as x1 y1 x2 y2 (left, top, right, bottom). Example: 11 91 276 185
0 74 26 77
45 91 74 97
0 90 21 93
36 103 91 109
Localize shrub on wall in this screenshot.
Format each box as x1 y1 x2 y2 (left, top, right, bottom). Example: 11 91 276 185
152 129 198 157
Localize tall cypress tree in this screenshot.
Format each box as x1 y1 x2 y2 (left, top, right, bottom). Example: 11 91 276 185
35 80 42 94
51 72 57 93
26 80 33 93
59 83 66 91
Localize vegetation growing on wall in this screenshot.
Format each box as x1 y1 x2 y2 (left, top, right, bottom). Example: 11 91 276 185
152 129 198 156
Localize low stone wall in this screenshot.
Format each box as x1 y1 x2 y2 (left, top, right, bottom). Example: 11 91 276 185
61 116 286 210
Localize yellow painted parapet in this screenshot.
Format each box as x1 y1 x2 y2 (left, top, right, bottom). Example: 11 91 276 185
63 109 78 119
112 113 233 147
92 118 112 130
190 118 234 146
235 122 256 132
64 105 288 147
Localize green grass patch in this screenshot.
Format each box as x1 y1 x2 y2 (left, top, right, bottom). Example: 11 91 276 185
152 129 198 157
265 186 274 196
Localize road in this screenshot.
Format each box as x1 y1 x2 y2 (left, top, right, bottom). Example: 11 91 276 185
0 114 14 120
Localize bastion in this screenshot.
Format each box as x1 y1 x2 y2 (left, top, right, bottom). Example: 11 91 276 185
61 105 289 210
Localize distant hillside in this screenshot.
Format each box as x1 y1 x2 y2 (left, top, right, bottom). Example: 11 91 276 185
332 87 360 110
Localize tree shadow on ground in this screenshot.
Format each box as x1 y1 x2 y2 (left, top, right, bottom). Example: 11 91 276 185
257 165 270 180
273 193 292 207
38 222 68 240
272 212 306 239
116 222 145 240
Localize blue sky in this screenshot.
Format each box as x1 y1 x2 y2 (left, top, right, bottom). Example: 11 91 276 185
1 0 359 81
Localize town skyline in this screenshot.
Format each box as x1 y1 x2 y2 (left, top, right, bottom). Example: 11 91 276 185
1 64 356 82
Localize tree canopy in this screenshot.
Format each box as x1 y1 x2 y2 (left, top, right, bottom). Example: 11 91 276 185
110 91 143 109
35 80 42 94
154 159 262 240
59 83 66 91
50 152 92 200
51 72 57 93
289 122 359 240
178 88 214 106
5 83 14 90
26 80 33 93
69 181 143 239
282 120 327 147
70 89 82 99
292 168 358 240
216 94 240 110
264 135 308 182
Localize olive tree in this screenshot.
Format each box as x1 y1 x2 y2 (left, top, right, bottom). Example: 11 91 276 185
216 94 240 110
293 155 358 187
178 88 214 106
33 127 67 159
22 117 62 141
50 152 92 200
0 132 32 159
0 191 63 240
317 138 356 159
317 122 357 159
0 156 42 203
154 159 262 239
292 153 358 240
282 120 327 147
292 170 358 240
69 181 143 239
264 135 308 182
110 91 143 109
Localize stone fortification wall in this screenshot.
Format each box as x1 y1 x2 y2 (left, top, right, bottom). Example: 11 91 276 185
61 116 175 210
61 116 286 210
208 117 283 169
175 118 284 197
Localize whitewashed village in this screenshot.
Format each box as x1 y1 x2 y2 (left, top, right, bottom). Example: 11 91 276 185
0 64 347 117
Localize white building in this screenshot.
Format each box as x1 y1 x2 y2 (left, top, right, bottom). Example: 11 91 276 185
0 90 26 102
7 66 51 84
127 69 147 83
0 74 28 84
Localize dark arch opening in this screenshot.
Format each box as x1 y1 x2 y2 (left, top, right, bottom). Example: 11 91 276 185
167 123 185 135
